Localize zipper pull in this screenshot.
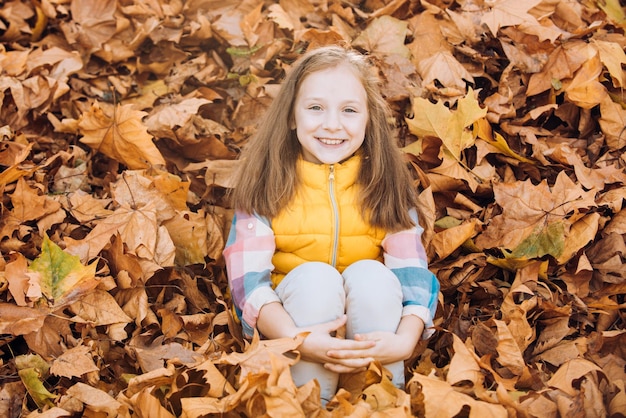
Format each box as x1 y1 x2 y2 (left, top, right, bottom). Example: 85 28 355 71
329 165 335 181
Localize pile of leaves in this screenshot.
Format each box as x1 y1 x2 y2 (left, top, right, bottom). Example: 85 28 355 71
0 0 624 416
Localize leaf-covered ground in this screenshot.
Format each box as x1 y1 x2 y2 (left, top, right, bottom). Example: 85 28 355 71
0 0 625 416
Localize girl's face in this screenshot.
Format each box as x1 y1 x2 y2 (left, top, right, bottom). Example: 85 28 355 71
293 64 368 165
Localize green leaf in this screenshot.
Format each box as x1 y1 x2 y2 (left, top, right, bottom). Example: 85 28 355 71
509 221 565 259
16 354 56 409
29 235 97 305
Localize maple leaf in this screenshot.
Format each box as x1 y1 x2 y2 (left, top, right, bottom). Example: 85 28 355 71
406 88 487 160
65 382 122 416
28 235 99 308
352 15 410 57
78 102 166 170
475 171 597 254
416 51 475 94
0 303 47 336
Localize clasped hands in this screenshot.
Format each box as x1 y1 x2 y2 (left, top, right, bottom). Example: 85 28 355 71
296 314 418 374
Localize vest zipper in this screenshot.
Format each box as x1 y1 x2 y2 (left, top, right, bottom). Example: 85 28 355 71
328 165 339 267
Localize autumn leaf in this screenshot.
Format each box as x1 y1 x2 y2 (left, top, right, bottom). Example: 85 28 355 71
416 51 475 94
16 354 57 409
408 373 508 417
50 345 99 379
475 171 597 254
78 102 166 170
406 88 487 160
29 235 99 308
352 15 410 57
480 0 542 36
593 39 626 87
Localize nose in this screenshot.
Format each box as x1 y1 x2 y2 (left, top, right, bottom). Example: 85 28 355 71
322 110 341 130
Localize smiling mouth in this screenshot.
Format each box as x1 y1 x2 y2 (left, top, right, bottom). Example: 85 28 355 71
318 138 344 145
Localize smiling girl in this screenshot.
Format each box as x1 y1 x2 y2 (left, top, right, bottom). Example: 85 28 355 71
224 45 439 405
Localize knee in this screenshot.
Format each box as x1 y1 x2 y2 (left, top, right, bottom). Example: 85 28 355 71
283 262 343 291
343 260 399 289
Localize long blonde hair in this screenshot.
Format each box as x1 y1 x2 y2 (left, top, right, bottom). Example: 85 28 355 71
230 45 416 231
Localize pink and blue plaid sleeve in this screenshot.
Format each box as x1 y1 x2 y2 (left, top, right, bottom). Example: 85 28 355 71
382 209 440 339
223 211 279 337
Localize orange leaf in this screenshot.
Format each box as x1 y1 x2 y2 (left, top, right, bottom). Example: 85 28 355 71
78 102 166 169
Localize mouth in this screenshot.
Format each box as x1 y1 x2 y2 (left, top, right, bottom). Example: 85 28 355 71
318 138 345 145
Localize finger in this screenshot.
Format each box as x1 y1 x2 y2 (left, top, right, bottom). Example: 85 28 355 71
327 342 376 358
314 315 346 334
324 363 367 374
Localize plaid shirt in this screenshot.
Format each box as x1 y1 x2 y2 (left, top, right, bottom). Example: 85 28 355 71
224 210 440 338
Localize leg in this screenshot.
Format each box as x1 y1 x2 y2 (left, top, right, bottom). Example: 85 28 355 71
275 262 345 403
342 260 405 387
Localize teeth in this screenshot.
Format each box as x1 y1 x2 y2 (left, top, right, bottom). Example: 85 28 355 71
319 138 343 145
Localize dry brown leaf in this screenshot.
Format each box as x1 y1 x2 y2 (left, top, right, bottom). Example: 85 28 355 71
50 345 99 379
78 102 166 170
352 16 410 57
547 358 604 397
408 373 507 418
65 382 122 416
69 289 132 327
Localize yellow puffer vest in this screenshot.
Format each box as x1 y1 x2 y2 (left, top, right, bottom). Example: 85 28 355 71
270 155 387 287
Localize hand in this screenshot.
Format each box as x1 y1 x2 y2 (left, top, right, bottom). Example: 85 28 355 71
256 304 376 373
297 315 377 374
325 315 424 366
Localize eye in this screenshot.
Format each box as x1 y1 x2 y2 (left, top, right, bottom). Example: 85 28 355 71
344 107 357 113
308 105 322 111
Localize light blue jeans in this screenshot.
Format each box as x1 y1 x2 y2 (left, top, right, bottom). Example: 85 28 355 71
274 260 404 403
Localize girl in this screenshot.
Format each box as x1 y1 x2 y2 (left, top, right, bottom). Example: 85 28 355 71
223 45 439 404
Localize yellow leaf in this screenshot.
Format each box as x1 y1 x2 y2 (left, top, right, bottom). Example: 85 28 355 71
406 88 486 160
29 235 98 308
78 102 166 169
597 0 626 29
474 118 534 163
16 354 56 409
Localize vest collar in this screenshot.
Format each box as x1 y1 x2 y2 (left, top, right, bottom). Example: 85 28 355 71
298 154 361 190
